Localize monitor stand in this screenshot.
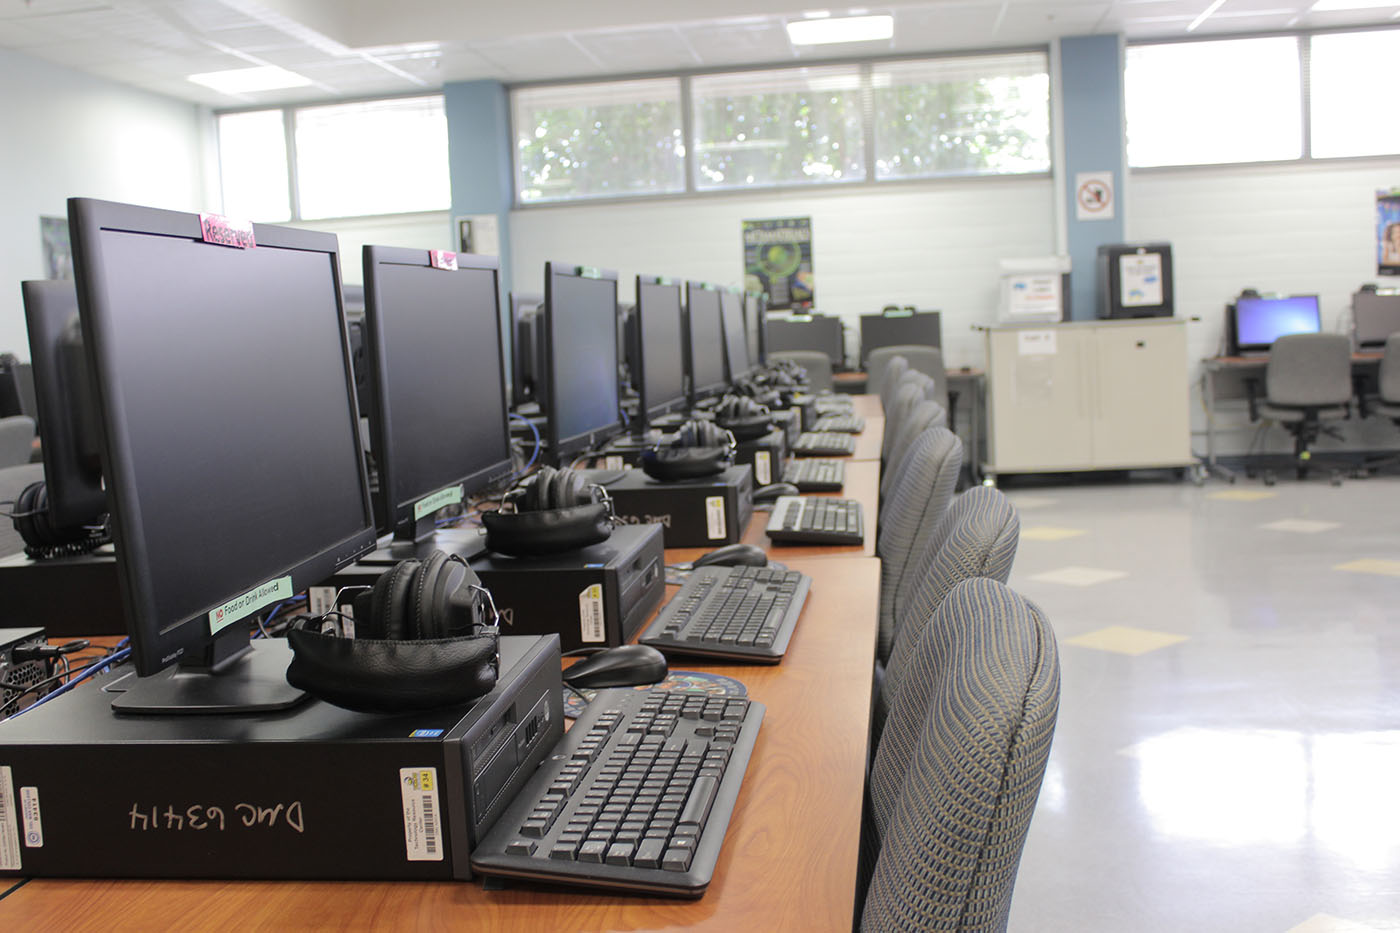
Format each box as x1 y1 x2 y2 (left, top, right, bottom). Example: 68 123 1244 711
358 526 489 566
106 639 306 715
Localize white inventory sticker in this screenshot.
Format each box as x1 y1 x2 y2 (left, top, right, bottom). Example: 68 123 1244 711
579 584 606 643
705 496 727 540
399 768 443 862
20 787 41 848
603 455 624 471
0 766 20 870
754 451 772 486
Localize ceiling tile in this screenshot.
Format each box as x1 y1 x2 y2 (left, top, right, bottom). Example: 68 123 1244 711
682 19 793 68
573 25 701 73
471 33 606 81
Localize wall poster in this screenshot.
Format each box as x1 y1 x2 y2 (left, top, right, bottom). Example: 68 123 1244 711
743 217 813 310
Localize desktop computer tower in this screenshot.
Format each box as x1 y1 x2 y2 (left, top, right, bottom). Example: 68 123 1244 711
735 428 787 486
0 635 563 881
0 551 125 636
469 523 666 653
596 465 754 548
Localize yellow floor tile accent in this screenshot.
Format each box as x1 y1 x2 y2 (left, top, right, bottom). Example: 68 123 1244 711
1334 559 1400 577
1021 526 1088 541
1262 519 1341 534
1287 914 1391 933
1208 489 1279 502
1065 626 1188 656
1007 495 1058 510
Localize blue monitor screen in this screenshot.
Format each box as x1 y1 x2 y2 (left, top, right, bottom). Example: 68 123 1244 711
1234 295 1321 350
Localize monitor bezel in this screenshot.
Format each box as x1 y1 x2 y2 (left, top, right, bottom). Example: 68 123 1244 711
634 274 689 428
362 245 514 543
1232 294 1322 355
68 197 378 678
685 281 729 406
718 288 752 385
543 261 623 464
744 291 769 368
508 291 543 407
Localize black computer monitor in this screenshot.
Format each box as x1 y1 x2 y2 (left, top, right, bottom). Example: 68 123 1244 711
1352 290 1400 350
1232 295 1322 355
685 282 728 405
19 279 105 529
362 246 513 544
544 262 622 463
68 197 377 712
767 314 844 368
744 291 768 368
634 276 688 431
859 309 943 366
719 289 751 385
509 292 542 407
0 355 25 419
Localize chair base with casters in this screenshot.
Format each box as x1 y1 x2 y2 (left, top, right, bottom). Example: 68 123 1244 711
1250 402 1355 485
1244 331 1356 485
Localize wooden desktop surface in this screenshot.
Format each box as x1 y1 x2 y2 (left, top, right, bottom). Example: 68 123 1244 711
0 399 888 932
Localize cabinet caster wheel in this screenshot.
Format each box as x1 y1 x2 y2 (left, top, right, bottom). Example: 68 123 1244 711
1330 470 1343 486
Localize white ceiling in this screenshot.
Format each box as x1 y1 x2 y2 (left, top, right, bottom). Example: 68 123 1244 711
0 0 1395 108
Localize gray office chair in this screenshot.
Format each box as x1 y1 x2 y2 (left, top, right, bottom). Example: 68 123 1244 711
0 463 45 558
769 350 834 392
875 486 1021 740
870 344 948 411
881 400 949 501
1373 333 1400 423
876 427 963 667
882 375 934 464
0 416 36 469
876 355 910 414
862 577 1059 933
1249 333 1352 482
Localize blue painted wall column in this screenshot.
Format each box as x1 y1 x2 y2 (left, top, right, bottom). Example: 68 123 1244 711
1057 35 1126 320
444 78 514 300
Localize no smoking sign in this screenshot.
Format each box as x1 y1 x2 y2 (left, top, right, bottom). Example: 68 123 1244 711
1075 171 1115 221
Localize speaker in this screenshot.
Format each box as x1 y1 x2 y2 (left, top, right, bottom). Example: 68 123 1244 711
286 550 500 713
713 394 775 442
480 465 614 557
639 419 736 482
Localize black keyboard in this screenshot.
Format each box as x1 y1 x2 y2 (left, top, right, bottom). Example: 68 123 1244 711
765 496 864 545
792 431 856 456
640 565 811 662
813 397 854 414
471 687 764 898
811 414 865 433
782 457 845 492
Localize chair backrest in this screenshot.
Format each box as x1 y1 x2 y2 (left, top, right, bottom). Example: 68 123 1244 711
1264 334 1352 407
881 400 949 500
872 344 947 409
0 463 45 558
863 577 1059 933
769 350 834 392
878 487 1021 735
1381 333 1400 404
882 380 926 462
0 416 36 469
876 427 963 665
870 350 910 409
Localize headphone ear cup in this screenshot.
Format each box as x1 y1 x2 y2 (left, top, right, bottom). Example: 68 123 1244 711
409 550 450 639
368 558 420 641
551 467 582 509
527 466 555 512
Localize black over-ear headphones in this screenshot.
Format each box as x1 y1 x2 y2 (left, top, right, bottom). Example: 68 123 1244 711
480 465 614 557
12 481 111 560
285 550 500 713
713 394 774 442
640 419 736 482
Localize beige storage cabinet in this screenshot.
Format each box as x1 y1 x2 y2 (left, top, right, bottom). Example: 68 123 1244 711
982 318 1194 480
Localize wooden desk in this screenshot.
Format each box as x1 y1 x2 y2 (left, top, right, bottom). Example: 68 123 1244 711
844 421 882 462
0 556 882 933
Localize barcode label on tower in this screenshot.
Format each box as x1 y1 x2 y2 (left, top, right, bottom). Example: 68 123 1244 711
0 767 21 870
399 768 443 861
754 451 772 485
579 584 606 643
705 496 727 540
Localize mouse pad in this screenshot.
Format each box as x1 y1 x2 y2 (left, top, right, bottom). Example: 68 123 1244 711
564 670 748 719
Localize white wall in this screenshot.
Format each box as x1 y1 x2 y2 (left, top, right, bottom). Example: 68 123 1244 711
1129 157 1400 456
510 177 1057 369
0 48 209 357
292 212 454 285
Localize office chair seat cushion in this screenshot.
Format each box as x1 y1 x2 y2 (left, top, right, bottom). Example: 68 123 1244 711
1257 403 1349 423
286 629 498 713
482 502 613 557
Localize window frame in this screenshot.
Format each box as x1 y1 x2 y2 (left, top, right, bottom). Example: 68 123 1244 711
1127 25 1400 173
507 46 1054 209
214 90 451 223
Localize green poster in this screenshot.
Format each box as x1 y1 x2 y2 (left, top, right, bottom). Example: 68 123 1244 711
743 217 813 310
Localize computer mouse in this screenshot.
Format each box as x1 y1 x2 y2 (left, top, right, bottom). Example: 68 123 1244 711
753 482 799 504
563 644 668 689
692 542 768 568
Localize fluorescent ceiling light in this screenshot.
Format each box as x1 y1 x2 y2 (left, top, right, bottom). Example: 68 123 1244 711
787 14 893 45
1186 0 1228 31
1310 0 1399 8
188 66 313 94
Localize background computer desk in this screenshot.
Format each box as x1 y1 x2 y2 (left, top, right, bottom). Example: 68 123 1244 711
0 407 888 932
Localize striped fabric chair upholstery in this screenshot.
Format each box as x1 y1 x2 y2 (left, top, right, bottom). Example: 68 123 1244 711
880 399 949 501
875 487 1020 738
876 426 963 666
873 352 910 413
882 378 930 464
862 577 1059 933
